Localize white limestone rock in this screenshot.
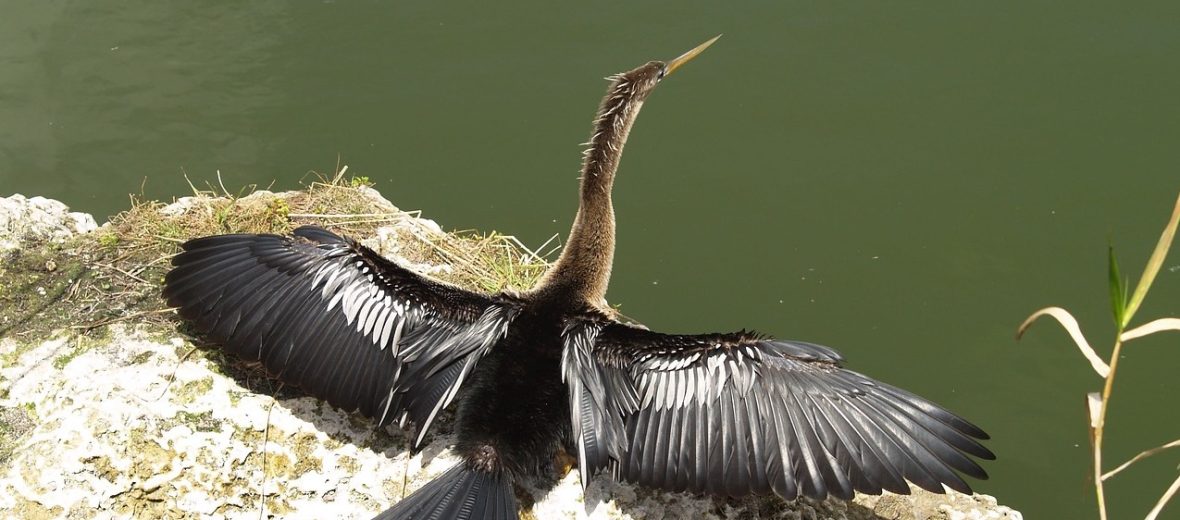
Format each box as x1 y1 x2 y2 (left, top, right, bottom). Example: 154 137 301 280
0 194 97 251
0 325 1023 520
0 328 420 519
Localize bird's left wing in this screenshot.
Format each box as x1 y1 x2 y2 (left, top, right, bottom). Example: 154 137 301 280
561 319 993 500
164 225 520 447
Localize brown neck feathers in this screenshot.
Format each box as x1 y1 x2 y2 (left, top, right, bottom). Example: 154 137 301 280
534 66 660 307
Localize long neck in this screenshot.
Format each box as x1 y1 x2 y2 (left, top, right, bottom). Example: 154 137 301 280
535 76 648 306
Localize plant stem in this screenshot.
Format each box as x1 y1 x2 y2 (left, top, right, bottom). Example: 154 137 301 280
1094 337 1125 520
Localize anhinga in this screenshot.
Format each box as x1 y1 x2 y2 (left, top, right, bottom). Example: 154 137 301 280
163 37 993 520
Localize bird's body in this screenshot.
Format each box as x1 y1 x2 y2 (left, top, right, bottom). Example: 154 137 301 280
454 301 573 479
163 38 993 520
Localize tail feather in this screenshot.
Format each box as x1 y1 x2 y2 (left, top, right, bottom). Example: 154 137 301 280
373 463 518 520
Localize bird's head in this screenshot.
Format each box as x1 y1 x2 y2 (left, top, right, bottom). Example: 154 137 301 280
610 35 721 103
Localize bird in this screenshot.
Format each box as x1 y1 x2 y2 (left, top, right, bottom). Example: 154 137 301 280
162 36 993 520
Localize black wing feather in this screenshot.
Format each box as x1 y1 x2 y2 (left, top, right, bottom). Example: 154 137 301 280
562 320 993 501
164 225 519 446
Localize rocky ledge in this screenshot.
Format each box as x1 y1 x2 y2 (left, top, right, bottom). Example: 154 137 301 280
0 189 1022 520
0 195 97 253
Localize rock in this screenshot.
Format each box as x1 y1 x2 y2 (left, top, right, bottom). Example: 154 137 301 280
0 194 97 252
0 329 409 519
0 328 1022 520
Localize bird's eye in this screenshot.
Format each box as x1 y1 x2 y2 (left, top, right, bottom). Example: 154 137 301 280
657 65 668 80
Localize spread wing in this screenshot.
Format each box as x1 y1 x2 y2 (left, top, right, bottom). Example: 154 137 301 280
561 320 993 500
163 225 520 447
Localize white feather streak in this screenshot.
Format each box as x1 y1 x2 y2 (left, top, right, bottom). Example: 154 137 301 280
369 307 388 344
379 311 397 349
355 294 376 333
390 318 405 355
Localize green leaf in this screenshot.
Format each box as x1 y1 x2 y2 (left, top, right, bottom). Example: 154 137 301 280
1123 192 1180 327
1108 245 1127 328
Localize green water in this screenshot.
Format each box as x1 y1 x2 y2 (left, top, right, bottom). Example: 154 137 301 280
3 2 1179 518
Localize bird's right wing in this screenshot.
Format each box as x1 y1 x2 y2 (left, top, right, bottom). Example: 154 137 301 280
561 319 993 500
163 225 520 447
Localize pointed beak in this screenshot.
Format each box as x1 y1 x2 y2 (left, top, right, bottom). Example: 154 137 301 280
664 35 722 77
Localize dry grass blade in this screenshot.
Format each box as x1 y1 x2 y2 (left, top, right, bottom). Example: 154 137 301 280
1017 306 1110 378
1146 472 1180 520
95 263 152 285
1121 318 1180 342
75 308 175 331
1124 192 1180 325
330 164 349 184
1102 438 1180 481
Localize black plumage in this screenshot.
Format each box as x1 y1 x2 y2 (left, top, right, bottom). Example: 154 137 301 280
163 37 992 520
